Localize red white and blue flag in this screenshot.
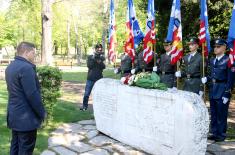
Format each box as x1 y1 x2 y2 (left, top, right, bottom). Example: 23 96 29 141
125 0 144 62
199 0 211 57
108 0 117 63
228 0 235 67
143 0 156 64
166 0 183 65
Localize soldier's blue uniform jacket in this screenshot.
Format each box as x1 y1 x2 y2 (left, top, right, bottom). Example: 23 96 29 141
207 55 234 99
207 54 235 141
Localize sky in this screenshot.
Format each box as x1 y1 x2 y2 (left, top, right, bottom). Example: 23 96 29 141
0 0 10 12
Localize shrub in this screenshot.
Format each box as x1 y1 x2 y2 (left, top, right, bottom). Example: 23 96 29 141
37 66 62 123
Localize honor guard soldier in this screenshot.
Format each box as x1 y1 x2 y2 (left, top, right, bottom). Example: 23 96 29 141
175 37 204 96
201 39 235 142
131 51 156 74
114 52 132 77
156 39 177 88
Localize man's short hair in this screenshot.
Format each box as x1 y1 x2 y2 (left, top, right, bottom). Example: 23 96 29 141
95 43 102 49
17 42 36 56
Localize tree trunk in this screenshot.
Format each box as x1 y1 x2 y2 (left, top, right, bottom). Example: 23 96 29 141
67 19 70 56
41 0 54 65
22 28 25 41
73 20 81 65
102 0 109 55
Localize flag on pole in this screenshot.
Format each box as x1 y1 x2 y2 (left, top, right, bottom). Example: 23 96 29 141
143 0 156 64
166 0 183 65
125 0 144 62
228 0 235 67
108 0 117 63
129 0 144 48
124 0 135 62
199 0 211 57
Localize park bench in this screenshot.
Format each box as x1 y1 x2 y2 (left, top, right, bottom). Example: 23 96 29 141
0 59 13 65
54 60 74 68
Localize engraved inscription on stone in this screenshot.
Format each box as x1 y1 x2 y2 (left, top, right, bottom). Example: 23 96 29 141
94 88 117 118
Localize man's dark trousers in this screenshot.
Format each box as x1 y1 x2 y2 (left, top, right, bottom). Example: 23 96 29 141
210 99 229 140
82 80 95 108
10 130 37 155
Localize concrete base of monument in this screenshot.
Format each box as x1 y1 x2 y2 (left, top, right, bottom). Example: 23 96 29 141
92 78 209 155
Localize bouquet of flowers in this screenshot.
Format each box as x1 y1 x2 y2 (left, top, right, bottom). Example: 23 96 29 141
120 72 167 90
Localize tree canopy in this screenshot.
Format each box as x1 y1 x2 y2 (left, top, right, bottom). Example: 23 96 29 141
0 0 234 56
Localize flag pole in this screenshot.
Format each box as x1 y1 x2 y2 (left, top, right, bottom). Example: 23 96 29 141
202 42 206 102
177 61 180 89
234 40 235 58
153 42 156 67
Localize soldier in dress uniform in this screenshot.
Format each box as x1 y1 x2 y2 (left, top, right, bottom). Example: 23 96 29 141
114 52 132 77
175 37 204 95
156 39 177 88
201 39 235 142
130 43 157 74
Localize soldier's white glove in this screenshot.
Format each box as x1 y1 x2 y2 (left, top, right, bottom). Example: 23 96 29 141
175 71 181 78
222 97 229 104
120 77 126 84
131 69 136 74
114 68 119 74
153 66 158 72
199 91 204 98
128 75 135 85
201 77 207 84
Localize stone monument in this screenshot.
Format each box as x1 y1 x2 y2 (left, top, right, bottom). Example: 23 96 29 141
92 78 209 155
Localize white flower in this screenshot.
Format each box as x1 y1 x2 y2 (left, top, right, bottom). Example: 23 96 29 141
128 75 135 85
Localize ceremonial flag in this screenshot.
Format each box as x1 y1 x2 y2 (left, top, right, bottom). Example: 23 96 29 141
228 0 235 67
166 0 183 65
125 0 144 62
108 0 117 63
143 0 156 64
199 0 211 57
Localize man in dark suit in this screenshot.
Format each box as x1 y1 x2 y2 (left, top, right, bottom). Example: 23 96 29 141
175 38 204 95
202 39 235 142
156 39 177 88
5 42 46 155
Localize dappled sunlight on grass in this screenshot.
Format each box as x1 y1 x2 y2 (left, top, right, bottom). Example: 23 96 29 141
60 92 83 104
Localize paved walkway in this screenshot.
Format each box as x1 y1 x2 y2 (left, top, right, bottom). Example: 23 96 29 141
41 120 235 155
41 120 147 155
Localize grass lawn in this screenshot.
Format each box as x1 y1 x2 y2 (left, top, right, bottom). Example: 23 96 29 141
62 68 119 83
0 80 93 155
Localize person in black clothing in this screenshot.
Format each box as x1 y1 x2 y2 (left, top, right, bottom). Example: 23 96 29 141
114 52 132 77
131 43 157 74
131 51 156 73
80 43 106 111
5 42 46 155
